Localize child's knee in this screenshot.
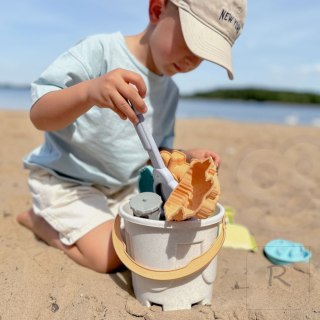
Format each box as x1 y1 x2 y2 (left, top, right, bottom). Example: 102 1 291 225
74 220 123 273
89 253 121 273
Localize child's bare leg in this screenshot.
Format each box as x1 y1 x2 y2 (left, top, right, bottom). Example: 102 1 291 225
75 219 123 273
17 209 66 249
17 210 122 273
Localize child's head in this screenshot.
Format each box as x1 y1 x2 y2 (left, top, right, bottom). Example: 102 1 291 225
147 0 247 79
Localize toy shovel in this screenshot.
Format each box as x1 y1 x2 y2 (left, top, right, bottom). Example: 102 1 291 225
128 100 178 202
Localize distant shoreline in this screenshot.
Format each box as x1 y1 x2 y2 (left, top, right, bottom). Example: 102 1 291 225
184 87 320 106
0 84 30 90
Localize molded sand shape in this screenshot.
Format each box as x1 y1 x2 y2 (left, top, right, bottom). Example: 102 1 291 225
160 150 220 221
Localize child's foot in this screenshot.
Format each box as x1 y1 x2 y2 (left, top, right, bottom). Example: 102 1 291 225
16 209 36 231
17 209 64 250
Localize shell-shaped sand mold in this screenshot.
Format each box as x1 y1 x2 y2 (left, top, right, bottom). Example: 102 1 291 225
160 150 220 221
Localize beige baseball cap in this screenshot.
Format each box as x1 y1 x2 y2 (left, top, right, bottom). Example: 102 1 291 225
169 0 247 80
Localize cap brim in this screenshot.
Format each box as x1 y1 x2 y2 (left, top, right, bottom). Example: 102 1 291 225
179 8 234 80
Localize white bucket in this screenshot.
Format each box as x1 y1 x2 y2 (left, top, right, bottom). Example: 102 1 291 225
112 202 225 311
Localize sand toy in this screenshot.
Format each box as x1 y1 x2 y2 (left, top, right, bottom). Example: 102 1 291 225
112 201 225 310
128 100 177 202
264 239 311 265
160 150 220 221
111 101 225 310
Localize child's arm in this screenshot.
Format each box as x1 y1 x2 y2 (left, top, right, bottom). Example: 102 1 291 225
30 68 148 131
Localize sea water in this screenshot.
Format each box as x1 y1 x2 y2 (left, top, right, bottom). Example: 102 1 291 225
0 88 319 126
176 98 320 127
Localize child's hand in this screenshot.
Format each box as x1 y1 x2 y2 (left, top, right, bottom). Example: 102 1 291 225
87 68 148 124
184 148 221 169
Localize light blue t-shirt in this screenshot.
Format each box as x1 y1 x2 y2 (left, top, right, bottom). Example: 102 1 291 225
24 32 179 188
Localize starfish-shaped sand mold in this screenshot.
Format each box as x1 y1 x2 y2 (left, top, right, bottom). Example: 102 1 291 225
160 150 220 221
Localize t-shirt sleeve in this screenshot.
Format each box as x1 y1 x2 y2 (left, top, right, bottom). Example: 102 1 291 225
31 36 105 104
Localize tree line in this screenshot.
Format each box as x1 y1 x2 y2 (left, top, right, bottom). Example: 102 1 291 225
187 88 320 105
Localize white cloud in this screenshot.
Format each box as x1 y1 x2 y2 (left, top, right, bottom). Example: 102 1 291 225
271 63 320 77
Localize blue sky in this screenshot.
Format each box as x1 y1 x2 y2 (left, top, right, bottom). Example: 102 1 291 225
1 0 319 94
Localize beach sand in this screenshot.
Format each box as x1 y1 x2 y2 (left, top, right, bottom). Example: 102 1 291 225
0 110 319 319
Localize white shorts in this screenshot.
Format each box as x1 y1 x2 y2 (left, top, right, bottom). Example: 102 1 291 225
28 167 137 246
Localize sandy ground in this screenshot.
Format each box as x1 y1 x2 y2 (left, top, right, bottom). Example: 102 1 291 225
0 110 319 320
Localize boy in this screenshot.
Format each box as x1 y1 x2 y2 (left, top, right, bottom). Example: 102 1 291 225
17 0 246 273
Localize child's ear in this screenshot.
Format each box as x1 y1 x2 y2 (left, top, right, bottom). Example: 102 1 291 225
149 0 167 24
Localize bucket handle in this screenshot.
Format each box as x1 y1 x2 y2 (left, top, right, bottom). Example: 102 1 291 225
112 215 226 281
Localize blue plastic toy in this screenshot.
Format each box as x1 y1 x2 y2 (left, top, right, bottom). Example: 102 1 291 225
138 166 154 193
264 239 311 265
